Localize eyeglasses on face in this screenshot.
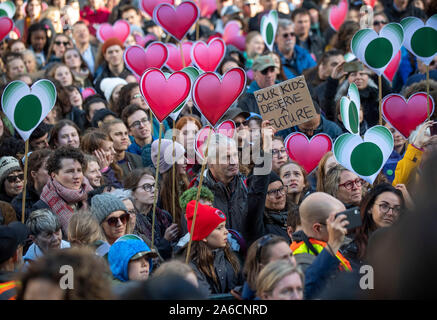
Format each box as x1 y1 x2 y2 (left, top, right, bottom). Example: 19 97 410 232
235 120 249 128
338 178 364 190
282 32 296 39
267 185 288 197
55 41 70 46
6 173 24 183
373 20 387 26
376 202 401 215
261 66 276 75
105 213 130 226
137 183 155 193
129 117 149 129
272 148 287 157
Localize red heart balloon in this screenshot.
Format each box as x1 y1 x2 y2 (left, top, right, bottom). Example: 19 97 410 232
328 0 348 31
222 21 246 52
165 41 193 71
192 37 225 72
154 1 200 41
197 0 216 18
285 133 333 174
383 50 401 82
0 17 13 42
81 87 96 99
97 20 130 43
193 68 246 127
124 42 168 78
140 0 174 18
382 93 435 139
195 120 236 158
363 0 376 7
140 68 191 123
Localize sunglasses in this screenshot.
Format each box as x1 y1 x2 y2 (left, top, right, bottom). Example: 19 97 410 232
235 120 249 128
6 174 24 183
282 32 296 39
55 41 70 46
373 20 387 26
255 234 275 263
261 66 276 75
105 213 130 227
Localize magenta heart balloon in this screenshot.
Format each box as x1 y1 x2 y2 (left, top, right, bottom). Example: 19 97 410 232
197 0 216 18
165 41 193 71
97 20 130 43
140 68 191 123
222 21 246 51
195 120 236 158
383 50 401 82
153 1 200 41
382 93 435 139
140 0 174 18
81 87 96 99
124 42 168 78
285 133 333 174
193 68 246 127
328 0 348 31
134 34 157 47
0 17 13 42
192 37 225 72
363 0 376 7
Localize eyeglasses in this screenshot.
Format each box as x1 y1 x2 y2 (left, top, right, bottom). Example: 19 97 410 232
261 66 276 75
138 183 155 193
6 173 24 183
129 117 149 129
55 41 70 46
373 20 387 26
282 32 296 39
376 202 401 215
105 213 130 226
338 178 364 190
235 120 248 128
272 148 287 157
267 185 288 197
255 234 275 263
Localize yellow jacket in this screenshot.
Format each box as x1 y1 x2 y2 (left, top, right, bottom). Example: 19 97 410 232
392 144 423 187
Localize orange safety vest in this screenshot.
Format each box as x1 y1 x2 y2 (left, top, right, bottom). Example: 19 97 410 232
0 280 17 300
290 239 352 272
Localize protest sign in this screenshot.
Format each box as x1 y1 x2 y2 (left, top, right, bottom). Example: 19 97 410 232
254 76 317 131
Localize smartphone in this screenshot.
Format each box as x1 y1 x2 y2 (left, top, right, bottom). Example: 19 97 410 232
430 122 437 136
335 207 362 230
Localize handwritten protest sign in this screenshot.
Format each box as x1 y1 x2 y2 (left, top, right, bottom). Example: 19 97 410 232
254 76 317 131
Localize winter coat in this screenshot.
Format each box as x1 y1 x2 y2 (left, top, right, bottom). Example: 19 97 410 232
295 32 325 62
11 185 41 222
383 2 426 23
392 143 423 187
118 152 143 177
192 170 248 233
274 44 317 80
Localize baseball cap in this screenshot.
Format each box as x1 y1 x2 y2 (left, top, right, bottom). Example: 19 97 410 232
0 222 29 263
252 55 276 72
220 107 250 122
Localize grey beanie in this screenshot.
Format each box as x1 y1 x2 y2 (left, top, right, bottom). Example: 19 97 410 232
91 193 128 224
0 156 22 186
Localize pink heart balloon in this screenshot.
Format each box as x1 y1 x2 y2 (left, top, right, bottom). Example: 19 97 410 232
97 20 130 43
134 34 157 47
153 1 200 41
328 0 348 32
81 87 96 100
124 42 168 78
222 21 246 52
193 68 246 127
165 41 193 71
192 37 226 72
0 17 13 42
383 50 401 82
140 0 174 18
285 133 333 174
139 68 192 123
195 120 236 158
197 0 216 18
382 93 435 139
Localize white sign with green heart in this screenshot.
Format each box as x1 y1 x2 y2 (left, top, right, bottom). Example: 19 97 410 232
333 126 394 184
0 1 15 18
351 23 404 76
260 10 278 52
1 80 57 141
340 83 360 135
401 15 437 66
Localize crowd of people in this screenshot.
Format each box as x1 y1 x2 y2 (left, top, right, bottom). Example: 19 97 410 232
0 0 437 301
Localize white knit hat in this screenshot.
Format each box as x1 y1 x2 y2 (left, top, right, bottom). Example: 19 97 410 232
0 156 22 186
100 77 128 102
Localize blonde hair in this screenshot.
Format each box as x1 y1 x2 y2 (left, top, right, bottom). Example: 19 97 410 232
67 210 105 246
256 260 304 298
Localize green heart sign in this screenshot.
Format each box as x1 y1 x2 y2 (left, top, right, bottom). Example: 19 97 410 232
401 15 437 66
260 10 278 52
340 83 360 135
1 80 57 141
0 1 15 18
351 23 404 76
333 126 393 183
168 66 201 121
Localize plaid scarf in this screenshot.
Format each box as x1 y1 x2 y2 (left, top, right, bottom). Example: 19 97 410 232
40 177 93 235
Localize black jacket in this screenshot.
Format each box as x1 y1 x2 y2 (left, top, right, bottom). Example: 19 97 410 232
296 32 325 62
118 152 143 178
11 185 41 222
384 2 426 23
94 63 132 97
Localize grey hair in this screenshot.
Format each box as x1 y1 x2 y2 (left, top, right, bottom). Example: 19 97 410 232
206 133 237 162
323 164 349 198
26 209 61 236
109 188 134 202
278 18 293 30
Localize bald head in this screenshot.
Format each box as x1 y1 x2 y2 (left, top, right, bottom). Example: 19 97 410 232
299 192 345 236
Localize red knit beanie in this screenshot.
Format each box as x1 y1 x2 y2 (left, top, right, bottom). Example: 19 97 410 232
186 200 226 241
101 37 125 55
